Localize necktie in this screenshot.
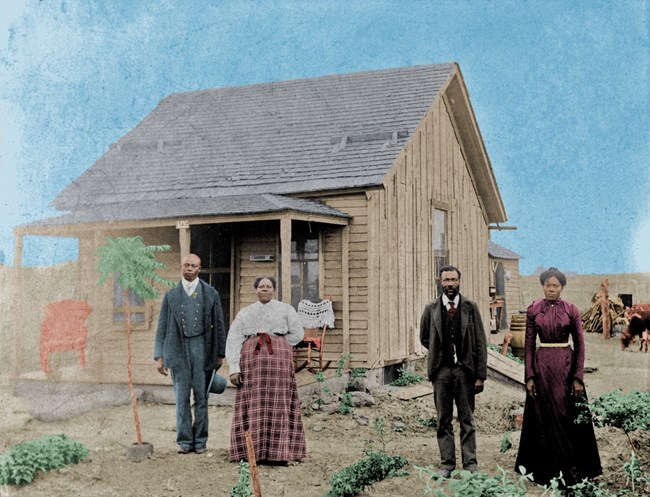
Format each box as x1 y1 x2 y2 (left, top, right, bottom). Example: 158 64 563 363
448 301 456 319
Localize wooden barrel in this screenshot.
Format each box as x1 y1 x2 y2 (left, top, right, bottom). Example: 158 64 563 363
509 313 527 359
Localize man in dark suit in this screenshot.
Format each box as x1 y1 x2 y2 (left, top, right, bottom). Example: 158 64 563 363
419 265 487 477
154 253 227 454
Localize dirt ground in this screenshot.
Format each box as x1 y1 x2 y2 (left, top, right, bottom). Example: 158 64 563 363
2 332 649 497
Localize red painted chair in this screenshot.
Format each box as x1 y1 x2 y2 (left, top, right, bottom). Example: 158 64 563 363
40 299 93 373
294 298 334 373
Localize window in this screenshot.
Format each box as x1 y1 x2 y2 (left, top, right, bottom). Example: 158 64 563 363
113 277 147 324
433 208 448 293
291 222 319 308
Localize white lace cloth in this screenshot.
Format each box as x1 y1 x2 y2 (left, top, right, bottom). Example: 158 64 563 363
297 299 335 329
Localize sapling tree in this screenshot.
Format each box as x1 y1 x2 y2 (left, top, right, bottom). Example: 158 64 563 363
97 236 175 445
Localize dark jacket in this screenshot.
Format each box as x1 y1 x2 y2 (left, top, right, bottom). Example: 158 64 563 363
153 280 227 370
419 295 487 382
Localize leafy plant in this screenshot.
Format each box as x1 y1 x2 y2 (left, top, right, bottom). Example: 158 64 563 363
417 465 532 497
576 389 650 456
366 417 388 452
339 392 354 415
623 451 649 496
488 343 524 364
97 236 175 445
350 368 367 379
391 368 423 387
230 461 253 497
324 450 408 497
312 369 330 407
558 478 615 497
577 390 650 433
335 353 352 377
499 432 512 453
418 417 437 429
0 434 89 485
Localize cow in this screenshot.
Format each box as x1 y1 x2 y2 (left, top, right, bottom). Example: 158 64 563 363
620 304 650 353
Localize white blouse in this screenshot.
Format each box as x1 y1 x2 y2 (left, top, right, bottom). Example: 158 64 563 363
226 300 304 374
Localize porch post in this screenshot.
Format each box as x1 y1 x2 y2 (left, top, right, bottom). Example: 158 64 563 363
280 216 292 304
12 232 24 378
176 220 191 259
341 225 350 355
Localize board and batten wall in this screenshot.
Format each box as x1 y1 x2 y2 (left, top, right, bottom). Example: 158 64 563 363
331 93 494 369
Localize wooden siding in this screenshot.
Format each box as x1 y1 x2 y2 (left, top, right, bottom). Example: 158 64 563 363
367 95 491 367
321 194 370 366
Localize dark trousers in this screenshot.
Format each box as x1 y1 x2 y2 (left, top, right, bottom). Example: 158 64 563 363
433 365 478 470
170 335 211 450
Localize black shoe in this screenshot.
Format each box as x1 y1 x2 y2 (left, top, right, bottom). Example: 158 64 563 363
195 447 207 454
178 446 192 454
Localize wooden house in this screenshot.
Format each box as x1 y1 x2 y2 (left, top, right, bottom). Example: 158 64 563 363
13 63 508 384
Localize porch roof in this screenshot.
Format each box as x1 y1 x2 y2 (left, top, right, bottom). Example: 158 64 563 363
21 194 351 229
488 240 521 260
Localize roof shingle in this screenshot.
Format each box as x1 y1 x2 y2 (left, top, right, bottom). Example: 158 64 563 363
53 63 456 211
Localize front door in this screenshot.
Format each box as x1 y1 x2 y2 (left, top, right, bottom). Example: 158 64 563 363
191 225 233 325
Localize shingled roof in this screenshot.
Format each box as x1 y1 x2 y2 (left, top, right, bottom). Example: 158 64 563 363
26 194 351 228
488 240 522 260
53 63 457 213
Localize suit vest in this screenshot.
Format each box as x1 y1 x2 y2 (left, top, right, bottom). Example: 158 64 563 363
180 282 205 337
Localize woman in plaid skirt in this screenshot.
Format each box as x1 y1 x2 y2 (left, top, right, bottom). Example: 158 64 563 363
226 276 307 464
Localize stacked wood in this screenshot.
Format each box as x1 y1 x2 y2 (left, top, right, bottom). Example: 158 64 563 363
581 292 626 334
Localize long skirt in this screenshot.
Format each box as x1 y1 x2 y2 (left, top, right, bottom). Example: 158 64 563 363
515 348 602 486
229 334 307 463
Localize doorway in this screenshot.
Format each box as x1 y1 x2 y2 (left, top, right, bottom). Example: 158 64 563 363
191 225 233 325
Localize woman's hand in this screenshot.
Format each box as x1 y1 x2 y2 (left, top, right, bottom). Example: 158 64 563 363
230 373 242 387
525 378 537 399
571 379 585 399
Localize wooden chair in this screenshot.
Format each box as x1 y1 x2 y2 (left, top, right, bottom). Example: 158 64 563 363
294 298 334 373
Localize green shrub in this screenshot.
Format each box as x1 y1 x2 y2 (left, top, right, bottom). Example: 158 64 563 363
418 417 437 429
338 392 354 415
349 368 366 379
230 461 253 497
499 432 512 453
391 368 423 387
325 450 408 497
417 466 532 497
577 390 650 433
0 434 89 485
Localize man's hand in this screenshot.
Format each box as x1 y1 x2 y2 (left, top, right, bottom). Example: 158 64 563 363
216 357 224 370
474 378 484 394
526 378 537 399
230 373 242 387
155 357 168 376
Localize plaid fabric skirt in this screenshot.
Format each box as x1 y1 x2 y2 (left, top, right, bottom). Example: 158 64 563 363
229 334 307 462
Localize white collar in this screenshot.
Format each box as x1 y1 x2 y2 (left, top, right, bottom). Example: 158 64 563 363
442 294 459 308
183 278 200 295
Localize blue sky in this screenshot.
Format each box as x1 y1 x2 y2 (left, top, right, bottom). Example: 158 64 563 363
1 0 648 274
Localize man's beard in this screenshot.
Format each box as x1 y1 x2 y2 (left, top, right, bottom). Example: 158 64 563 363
444 286 458 299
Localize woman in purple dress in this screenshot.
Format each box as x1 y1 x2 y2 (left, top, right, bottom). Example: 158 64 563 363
515 267 601 486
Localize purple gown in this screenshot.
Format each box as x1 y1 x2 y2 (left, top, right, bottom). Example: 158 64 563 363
514 299 602 486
